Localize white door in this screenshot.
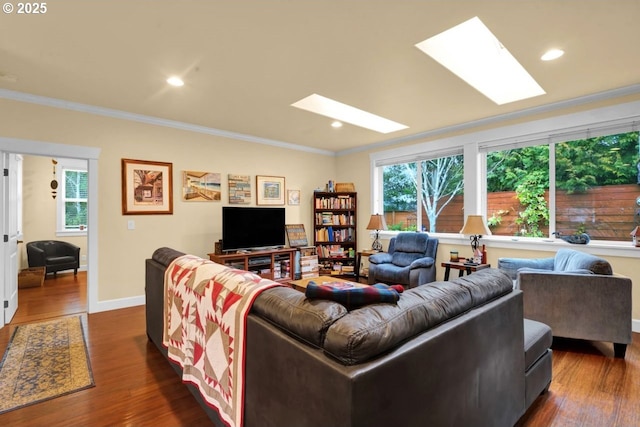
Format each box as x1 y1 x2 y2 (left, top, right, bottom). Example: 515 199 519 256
1 152 22 327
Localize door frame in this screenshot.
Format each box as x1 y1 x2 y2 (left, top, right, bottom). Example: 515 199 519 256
0 137 100 325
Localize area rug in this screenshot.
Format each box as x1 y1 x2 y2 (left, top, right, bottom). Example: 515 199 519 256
0 315 94 414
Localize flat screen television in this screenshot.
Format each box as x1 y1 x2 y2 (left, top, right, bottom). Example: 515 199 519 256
222 206 286 252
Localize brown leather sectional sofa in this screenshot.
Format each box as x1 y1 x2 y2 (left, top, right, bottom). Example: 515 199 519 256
146 247 546 427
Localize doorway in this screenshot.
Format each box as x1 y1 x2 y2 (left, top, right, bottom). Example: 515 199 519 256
0 137 99 330
16 155 88 323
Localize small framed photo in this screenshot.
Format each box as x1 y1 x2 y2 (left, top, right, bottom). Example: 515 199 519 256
256 175 285 205
121 158 173 215
287 189 300 206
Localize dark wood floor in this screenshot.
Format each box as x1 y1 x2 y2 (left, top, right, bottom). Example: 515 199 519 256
1 272 639 426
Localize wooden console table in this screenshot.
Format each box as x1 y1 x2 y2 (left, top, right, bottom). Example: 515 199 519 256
441 261 491 281
208 248 297 283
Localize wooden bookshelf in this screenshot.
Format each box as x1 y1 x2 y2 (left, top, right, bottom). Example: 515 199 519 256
313 191 357 277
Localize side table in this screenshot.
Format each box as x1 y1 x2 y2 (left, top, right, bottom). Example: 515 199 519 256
355 250 380 282
441 261 491 281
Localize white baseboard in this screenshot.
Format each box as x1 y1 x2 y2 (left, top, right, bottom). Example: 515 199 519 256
633 319 640 334
92 295 145 313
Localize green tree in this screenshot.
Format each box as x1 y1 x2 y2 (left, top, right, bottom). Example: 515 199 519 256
556 132 639 193
383 164 416 212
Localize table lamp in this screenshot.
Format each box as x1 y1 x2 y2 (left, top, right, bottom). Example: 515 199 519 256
459 215 491 262
366 214 387 251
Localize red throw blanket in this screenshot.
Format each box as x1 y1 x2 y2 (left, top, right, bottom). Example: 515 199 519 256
163 255 281 427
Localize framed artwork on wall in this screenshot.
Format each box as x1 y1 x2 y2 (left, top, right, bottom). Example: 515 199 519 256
182 171 221 201
228 174 251 204
256 175 285 205
121 158 173 215
287 189 300 206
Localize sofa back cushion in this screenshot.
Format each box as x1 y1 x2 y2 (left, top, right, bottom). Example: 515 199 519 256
554 248 612 275
252 287 348 347
323 268 513 365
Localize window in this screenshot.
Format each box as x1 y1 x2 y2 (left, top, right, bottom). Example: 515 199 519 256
372 100 640 246
485 131 639 241
554 132 639 242
381 154 464 233
487 145 550 237
57 159 88 234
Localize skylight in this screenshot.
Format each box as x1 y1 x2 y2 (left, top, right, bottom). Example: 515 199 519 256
291 94 408 134
415 17 545 105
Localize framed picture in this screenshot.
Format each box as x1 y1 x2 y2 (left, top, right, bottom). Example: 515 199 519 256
287 189 300 206
256 175 285 205
228 174 251 204
182 171 221 201
121 158 173 215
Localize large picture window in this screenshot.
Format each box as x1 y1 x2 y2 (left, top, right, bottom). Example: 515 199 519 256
372 101 640 246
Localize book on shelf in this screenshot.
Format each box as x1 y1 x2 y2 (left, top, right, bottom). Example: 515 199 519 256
314 195 355 210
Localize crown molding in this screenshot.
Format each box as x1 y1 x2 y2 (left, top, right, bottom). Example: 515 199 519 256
0 88 335 157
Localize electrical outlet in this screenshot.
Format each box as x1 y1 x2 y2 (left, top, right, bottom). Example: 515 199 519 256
81 255 87 261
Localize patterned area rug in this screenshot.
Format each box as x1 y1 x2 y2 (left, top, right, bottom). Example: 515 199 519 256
0 315 94 414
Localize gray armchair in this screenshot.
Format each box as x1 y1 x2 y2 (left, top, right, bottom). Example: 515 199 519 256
367 232 438 288
26 240 81 277
498 248 632 358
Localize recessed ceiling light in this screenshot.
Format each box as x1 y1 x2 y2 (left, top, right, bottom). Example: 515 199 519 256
541 49 564 61
166 76 184 87
331 121 343 128
291 94 408 134
415 16 545 105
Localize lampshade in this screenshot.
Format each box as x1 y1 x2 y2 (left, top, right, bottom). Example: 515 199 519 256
460 215 491 236
366 214 387 231
366 214 387 251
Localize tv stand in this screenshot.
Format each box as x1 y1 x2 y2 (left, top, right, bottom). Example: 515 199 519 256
208 247 296 283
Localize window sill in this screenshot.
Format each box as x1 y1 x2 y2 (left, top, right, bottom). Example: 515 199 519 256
56 230 87 238
377 231 640 259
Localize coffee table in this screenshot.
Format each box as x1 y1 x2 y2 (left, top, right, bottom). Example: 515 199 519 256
289 275 368 292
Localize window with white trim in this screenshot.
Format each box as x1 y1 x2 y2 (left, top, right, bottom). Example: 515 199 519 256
379 151 464 233
372 101 640 244
56 159 88 235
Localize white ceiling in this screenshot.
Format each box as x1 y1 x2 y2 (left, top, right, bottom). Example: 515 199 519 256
2 1 639 155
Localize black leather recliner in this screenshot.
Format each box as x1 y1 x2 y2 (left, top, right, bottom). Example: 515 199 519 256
26 240 80 277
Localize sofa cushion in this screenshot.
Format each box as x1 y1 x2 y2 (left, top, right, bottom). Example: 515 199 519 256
323 268 513 365
523 319 552 371
553 248 612 275
46 255 76 266
251 286 348 347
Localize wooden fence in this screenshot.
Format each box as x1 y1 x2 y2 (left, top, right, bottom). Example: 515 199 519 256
384 184 640 241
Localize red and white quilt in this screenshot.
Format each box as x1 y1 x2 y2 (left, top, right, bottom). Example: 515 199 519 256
163 255 281 427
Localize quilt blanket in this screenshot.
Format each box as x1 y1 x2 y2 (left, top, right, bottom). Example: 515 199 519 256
163 255 281 427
